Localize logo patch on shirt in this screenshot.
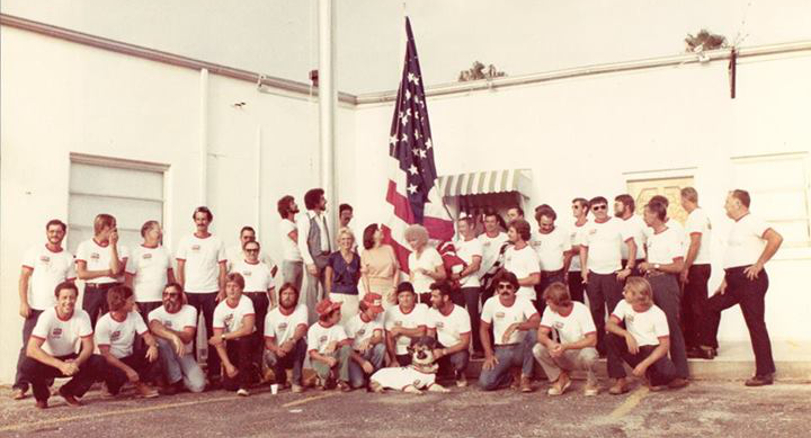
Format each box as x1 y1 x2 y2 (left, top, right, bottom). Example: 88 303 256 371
40 255 51 263
554 322 564 330
164 321 173 328
191 245 201 251
436 322 445 329
143 253 152 260
90 253 100 260
223 314 234 330
357 328 366 336
394 321 403 327
495 312 505 319
242 271 252 277
626 314 635 323
111 330 121 342
319 335 328 343
52 328 63 338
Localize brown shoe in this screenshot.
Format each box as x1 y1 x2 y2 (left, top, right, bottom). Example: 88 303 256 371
11 388 27 400
609 380 629 395
35 400 48 409
58 387 83 407
669 378 690 390
337 381 352 393
519 375 534 393
745 374 774 387
135 383 160 399
509 369 521 390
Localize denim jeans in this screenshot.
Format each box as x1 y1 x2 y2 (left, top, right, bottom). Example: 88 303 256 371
282 260 304 296
348 343 386 388
185 292 220 378
311 344 352 383
478 330 537 391
264 338 307 386
156 338 206 393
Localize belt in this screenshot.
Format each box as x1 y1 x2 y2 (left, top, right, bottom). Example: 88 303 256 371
541 269 563 276
85 282 118 290
644 270 670 278
495 343 520 348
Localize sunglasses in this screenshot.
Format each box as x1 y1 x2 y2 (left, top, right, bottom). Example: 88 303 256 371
496 284 515 290
163 292 180 298
245 248 260 253
591 205 607 211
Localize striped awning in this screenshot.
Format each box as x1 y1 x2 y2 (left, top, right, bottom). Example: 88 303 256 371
437 169 533 198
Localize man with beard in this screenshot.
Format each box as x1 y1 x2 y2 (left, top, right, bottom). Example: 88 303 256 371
278 195 304 293
20 281 106 409
264 283 309 393
427 282 471 387
531 205 572 316
13 219 77 401
148 282 206 394
298 188 333 324
614 194 650 276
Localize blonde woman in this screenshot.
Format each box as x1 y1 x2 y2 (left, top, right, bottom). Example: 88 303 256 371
404 224 446 303
360 224 400 308
325 227 361 324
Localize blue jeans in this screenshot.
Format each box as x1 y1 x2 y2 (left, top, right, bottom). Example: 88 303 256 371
348 343 387 388
478 330 537 391
264 338 307 386
157 339 206 393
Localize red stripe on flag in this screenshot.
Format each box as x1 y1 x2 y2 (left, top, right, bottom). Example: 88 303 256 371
381 223 412 275
423 216 455 241
386 179 415 224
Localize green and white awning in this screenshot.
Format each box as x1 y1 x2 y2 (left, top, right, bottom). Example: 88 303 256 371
437 169 533 198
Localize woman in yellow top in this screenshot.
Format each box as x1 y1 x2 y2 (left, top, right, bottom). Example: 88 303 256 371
360 224 400 308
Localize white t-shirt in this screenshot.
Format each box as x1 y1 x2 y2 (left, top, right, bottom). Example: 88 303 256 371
31 307 93 357
540 301 596 345
384 303 429 355
620 215 650 260
279 219 303 262
581 218 631 275
646 227 684 265
427 304 471 347
480 296 537 345
724 214 770 269
454 238 483 288
75 239 129 284
371 366 437 390
22 245 76 310
125 245 172 303
569 222 588 272
503 245 541 301
176 234 226 293
148 304 198 355
532 227 572 272
478 232 509 276
685 208 712 265
307 322 348 354
213 295 255 334
264 304 309 344
226 246 276 274
408 247 444 293
666 219 686 254
95 311 148 359
231 259 275 293
611 300 669 347
344 313 384 350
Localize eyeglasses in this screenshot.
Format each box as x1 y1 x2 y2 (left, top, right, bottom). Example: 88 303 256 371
496 284 515 290
591 205 607 211
245 248 260 253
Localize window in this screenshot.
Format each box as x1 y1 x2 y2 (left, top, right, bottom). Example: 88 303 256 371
67 154 167 253
731 152 810 248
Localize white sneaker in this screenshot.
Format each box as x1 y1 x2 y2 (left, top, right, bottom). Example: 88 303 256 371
237 388 250 397
456 375 468 388
291 384 304 393
584 383 600 397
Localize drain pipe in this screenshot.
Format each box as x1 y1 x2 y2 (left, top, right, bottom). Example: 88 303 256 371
318 0 337 230
199 68 209 206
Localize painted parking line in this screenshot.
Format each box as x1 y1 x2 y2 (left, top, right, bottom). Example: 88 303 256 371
0 391 336 433
607 386 649 419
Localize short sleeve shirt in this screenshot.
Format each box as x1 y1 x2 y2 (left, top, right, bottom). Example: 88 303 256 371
307 322 348 354
280 219 303 262
684 207 712 265
175 234 226 293
477 232 509 276
480 296 537 345
454 238 483 288
31 308 93 357
408 247 444 294
620 215 650 260
646 227 684 265
125 245 172 303
426 304 471 347
581 218 631 274
22 245 76 310
76 239 129 284
148 304 198 354
264 304 309 344
531 227 572 272
213 295 255 333
503 245 541 301
540 301 596 345
327 251 361 295
344 313 384 350
95 311 148 358
232 259 275 293
384 303 429 355
611 300 669 347
724 214 770 269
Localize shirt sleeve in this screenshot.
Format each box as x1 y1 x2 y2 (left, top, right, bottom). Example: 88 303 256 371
653 308 670 337
431 248 444 268
521 299 538 319
579 305 597 334
65 252 77 279
212 305 225 329
425 310 437 330
184 307 198 328
22 247 36 269
125 249 137 275
298 216 315 265
78 312 93 337
384 309 396 330
525 249 541 274
118 244 130 260
264 313 276 338
539 308 553 329
334 326 348 342
31 312 51 339
95 318 111 346
75 241 89 262
306 326 318 350
611 300 627 321
133 313 148 335
480 300 494 324
685 213 701 235
457 310 472 333
294 306 309 330
175 238 187 261
217 240 227 263
749 215 771 239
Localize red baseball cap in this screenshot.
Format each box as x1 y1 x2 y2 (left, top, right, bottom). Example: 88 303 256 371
360 293 384 314
316 298 342 316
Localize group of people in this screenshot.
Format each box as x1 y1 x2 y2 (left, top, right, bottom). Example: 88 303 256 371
12 186 782 409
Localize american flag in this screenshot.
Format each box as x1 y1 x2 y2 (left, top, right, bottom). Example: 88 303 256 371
381 17 455 273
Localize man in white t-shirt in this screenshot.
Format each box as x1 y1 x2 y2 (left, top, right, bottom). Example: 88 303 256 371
345 293 386 389
308 298 352 391
533 282 599 396
638 200 689 385
226 226 277 276
264 282 309 393
76 213 129 328
679 187 714 357
531 205 572 316
277 195 304 293
13 219 77 401
702 190 783 386
579 196 636 356
96 285 160 399
385 282 429 366
19 282 106 409
451 216 483 356
148 282 206 394
209 273 258 396
478 210 510 304
427 282 471 387
605 277 679 394
233 239 276 366
565 198 590 303
504 218 541 305
176 206 227 383
478 270 539 392
614 194 650 276
125 220 174 322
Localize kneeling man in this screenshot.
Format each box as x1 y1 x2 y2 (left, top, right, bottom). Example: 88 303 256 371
533 282 599 396
345 293 387 389
427 282 471 387
308 298 352 391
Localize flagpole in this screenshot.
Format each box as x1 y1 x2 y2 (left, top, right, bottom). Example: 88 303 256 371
318 0 337 231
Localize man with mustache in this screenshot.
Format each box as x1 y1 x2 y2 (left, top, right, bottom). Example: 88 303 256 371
264 283 309 393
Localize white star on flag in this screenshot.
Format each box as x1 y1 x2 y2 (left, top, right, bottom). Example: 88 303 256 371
426 138 433 149
407 184 418 195
405 89 412 100
417 149 427 159
409 164 418 175
389 135 398 146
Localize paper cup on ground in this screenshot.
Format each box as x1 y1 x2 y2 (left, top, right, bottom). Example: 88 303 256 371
271 384 279 395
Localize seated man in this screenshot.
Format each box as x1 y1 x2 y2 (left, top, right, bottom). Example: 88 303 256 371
426 281 471 387
533 282 599 396
210 273 258 396
606 277 679 394
384 282 429 366
478 270 539 392
344 293 387 389
20 281 106 409
264 282 309 393
96 285 160 398
307 298 352 392
148 282 206 394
